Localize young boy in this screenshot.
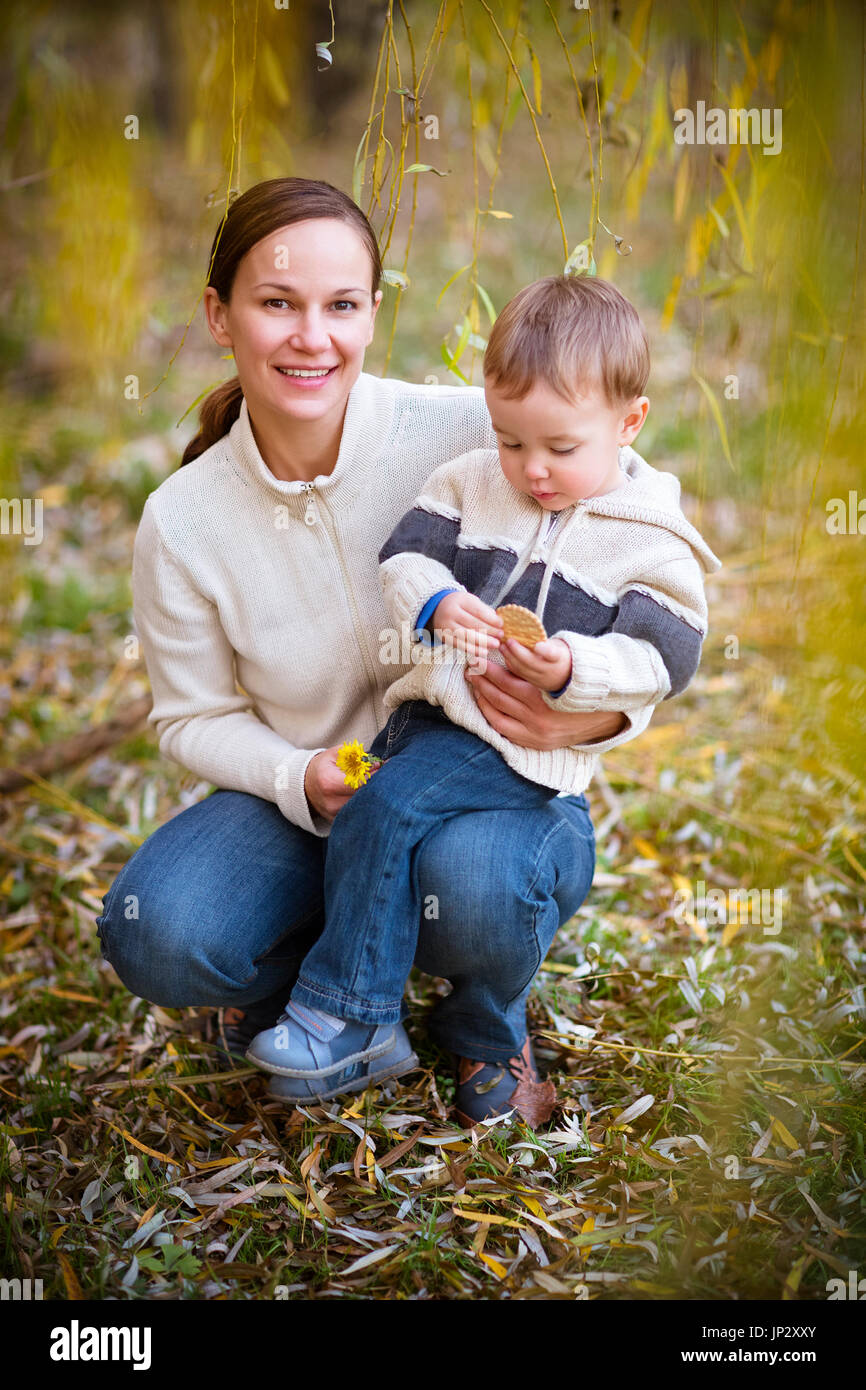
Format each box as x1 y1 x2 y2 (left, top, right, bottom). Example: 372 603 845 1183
246 275 722 1126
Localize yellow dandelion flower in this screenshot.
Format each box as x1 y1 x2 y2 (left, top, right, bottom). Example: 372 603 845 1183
336 740 374 789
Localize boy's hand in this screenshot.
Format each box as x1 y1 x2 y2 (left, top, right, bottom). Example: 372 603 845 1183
500 635 572 692
432 591 504 661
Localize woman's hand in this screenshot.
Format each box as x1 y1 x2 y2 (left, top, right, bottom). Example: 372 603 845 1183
304 746 370 821
465 663 629 750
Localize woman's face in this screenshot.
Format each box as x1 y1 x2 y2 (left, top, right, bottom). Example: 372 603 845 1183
204 217 383 427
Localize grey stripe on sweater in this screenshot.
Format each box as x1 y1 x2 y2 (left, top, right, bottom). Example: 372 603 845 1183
380 506 702 698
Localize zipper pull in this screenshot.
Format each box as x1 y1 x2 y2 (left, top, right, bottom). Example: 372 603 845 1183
302 482 318 527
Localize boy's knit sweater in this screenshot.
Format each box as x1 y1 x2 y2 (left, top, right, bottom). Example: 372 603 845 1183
380 446 722 795
132 371 659 837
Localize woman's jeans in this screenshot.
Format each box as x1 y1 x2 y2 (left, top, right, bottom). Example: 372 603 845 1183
96 702 596 1064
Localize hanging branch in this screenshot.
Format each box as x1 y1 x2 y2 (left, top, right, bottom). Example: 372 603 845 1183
0 696 153 796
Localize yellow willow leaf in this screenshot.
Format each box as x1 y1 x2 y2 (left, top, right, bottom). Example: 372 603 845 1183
43 988 99 1004
436 262 471 308
167 1084 236 1133
762 31 784 85
478 1251 508 1279
628 0 652 55
283 1190 312 1217
669 61 688 113
632 836 660 860
714 158 754 269
36 484 68 507
841 844 866 881
307 1184 337 1222
519 1194 546 1219
782 1253 810 1300
56 1250 84 1300
452 1208 527 1228
660 274 682 333
136 1202 157 1231
692 369 736 472
673 157 690 223
672 873 692 895
300 1144 322 1181
186 1155 246 1171
105 1123 179 1168
721 918 743 948
485 209 512 219
351 128 368 204
372 142 385 199
581 1216 595 1234
772 1116 799 1149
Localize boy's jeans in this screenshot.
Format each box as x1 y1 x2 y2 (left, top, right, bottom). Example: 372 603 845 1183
293 701 569 1030
95 701 596 1063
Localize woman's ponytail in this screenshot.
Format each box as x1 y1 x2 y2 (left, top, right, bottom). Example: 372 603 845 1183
180 375 244 466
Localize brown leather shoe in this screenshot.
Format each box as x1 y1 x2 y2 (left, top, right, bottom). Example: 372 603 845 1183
453 1036 557 1129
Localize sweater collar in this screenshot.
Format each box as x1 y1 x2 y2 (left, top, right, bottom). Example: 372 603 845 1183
227 370 390 505
580 446 723 575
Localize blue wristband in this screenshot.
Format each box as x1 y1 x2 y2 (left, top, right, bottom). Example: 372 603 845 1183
414 588 460 641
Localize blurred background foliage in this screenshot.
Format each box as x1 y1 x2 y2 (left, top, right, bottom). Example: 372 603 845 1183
0 1 862 767
0 0 864 1301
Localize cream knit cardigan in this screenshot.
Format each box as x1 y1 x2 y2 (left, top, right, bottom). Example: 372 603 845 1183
132 371 658 836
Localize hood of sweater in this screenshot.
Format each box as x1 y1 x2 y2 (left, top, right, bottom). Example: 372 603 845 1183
226 370 396 511
579 444 722 575
490 443 721 619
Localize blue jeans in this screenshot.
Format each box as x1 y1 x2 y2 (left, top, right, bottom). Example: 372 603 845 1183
293 702 567 1029
95 702 596 1063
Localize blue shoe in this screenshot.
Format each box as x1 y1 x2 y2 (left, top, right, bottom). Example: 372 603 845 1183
246 999 418 1083
260 1017 419 1105
453 1037 557 1129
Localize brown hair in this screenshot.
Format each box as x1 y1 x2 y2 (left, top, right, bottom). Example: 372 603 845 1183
180 178 383 466
483 274 649 407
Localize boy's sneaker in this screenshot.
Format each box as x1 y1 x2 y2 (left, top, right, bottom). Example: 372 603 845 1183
265 1024 420 1105
453 1037 557 1129
246 999 419 1084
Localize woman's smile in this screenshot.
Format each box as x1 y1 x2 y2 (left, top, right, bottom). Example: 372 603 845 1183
273 363 340 388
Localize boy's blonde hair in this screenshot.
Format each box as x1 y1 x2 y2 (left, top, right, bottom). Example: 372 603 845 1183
483 274 649 407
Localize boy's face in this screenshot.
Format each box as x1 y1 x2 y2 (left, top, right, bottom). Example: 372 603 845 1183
484 376 649 509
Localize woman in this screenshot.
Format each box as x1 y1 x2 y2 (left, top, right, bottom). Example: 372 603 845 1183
96 177 657 1126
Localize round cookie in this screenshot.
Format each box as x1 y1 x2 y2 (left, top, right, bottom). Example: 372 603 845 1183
496 604 547 648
